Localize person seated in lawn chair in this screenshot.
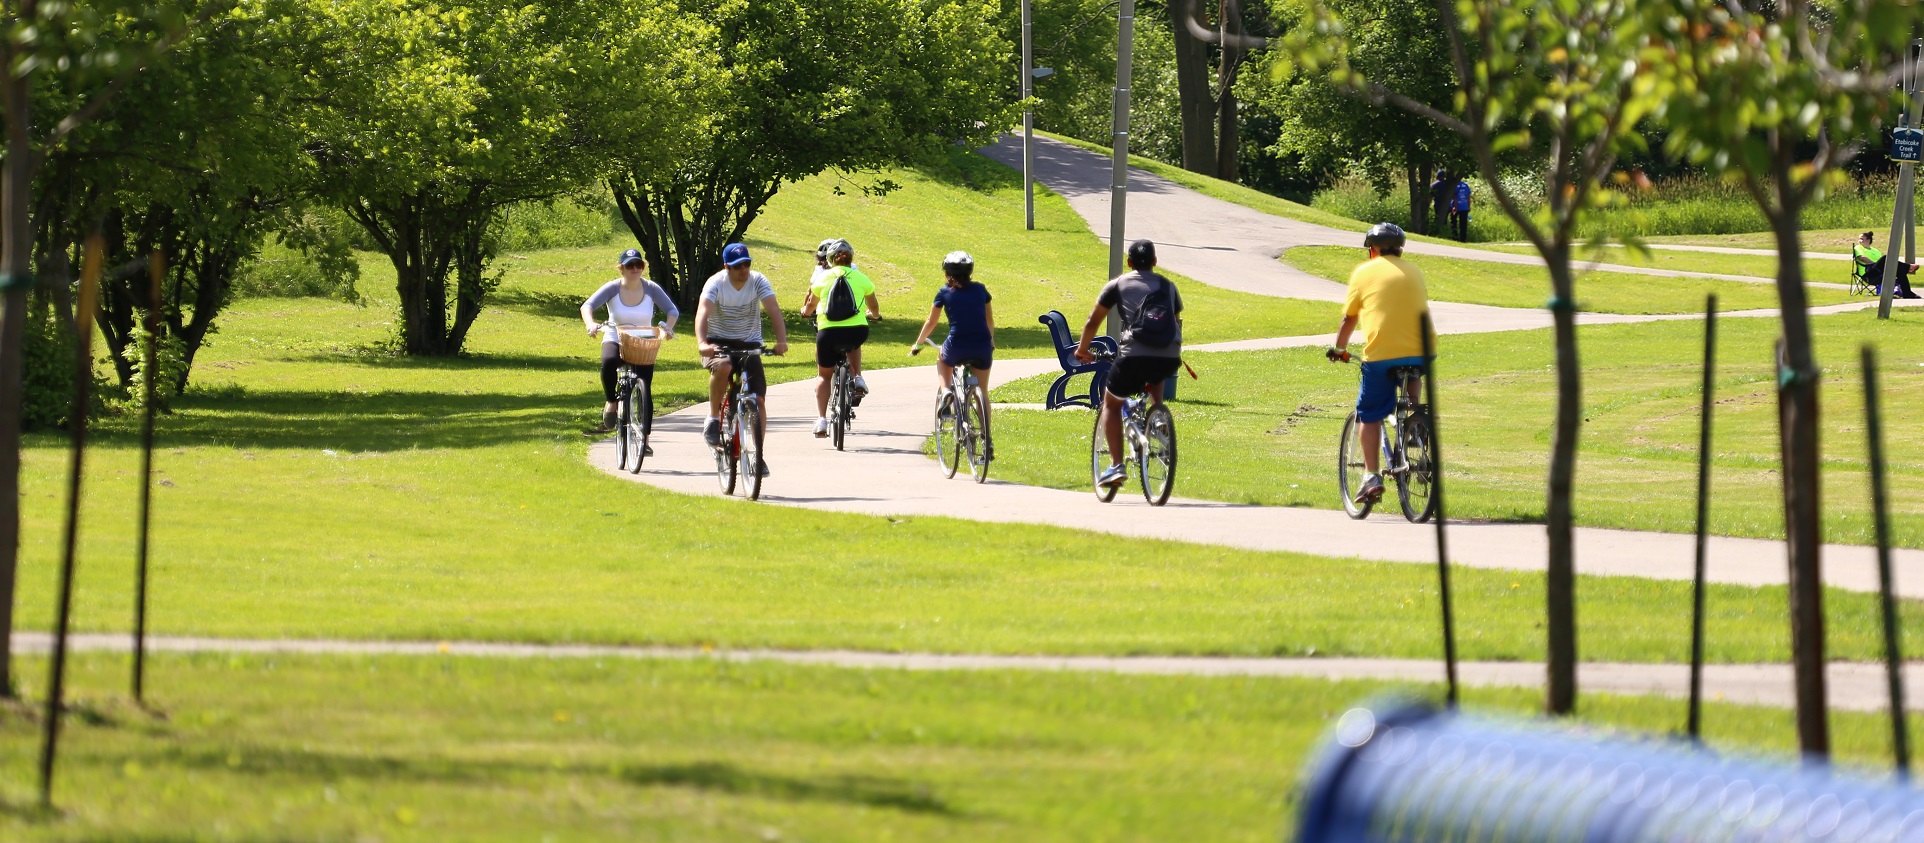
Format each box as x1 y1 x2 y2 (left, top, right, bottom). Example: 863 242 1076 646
1854 231 1921 299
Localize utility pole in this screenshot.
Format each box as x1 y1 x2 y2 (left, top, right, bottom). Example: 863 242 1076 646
1022 0 1035 230
1107 0 1135 335
1881 39 1923 319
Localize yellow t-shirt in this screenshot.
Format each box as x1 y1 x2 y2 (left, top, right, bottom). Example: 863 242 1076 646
1343 256 1434 362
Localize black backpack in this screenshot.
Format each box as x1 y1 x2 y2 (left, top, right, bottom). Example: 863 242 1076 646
1128 276 1178 348
824 268 859 322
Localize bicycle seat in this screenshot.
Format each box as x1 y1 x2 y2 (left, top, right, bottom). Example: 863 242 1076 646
1387 365 1426 379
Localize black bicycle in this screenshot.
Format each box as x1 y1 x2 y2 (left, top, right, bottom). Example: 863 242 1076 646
714 346 772 501
826 349 856 451
1333 354 1435 522
918 339 990 482
606 322 667 474
1088 349 1177 506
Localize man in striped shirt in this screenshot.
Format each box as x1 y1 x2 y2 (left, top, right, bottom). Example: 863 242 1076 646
696 243 790 465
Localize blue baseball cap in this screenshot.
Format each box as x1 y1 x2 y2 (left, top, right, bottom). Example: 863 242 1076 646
722 242 752 266
617 248 644 266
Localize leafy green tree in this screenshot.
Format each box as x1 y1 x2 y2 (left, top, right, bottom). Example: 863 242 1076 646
1252 0 1463 232
304 0 683 356
1290 0 1665 715
612 0 1016 310
1653 0 1911 757
0 0 210 698
36 0 312 393
1162 0 1271 180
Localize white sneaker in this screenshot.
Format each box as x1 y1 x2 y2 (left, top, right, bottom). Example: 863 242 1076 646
850 375 869 406
813 417 829 438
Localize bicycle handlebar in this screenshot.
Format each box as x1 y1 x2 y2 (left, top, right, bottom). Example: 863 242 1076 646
911 338 939 356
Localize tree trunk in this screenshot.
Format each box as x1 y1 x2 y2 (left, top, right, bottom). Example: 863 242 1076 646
1543 252 1581 716
1169 0 1217 175
1215 83 1240 182
1771 210 1829 757
0 64 34 698
1407 158 1433 235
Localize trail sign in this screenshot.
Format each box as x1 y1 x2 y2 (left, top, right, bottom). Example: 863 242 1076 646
1893 127 1923 163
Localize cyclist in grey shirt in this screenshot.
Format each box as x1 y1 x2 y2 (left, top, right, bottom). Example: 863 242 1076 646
695 242 788 469
1074 239 1183 488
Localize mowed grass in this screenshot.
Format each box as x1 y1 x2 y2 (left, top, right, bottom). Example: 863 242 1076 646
10 157 1924 665
735 148 1329 349
1282 246 1854 314
1473 242 1838 285
989 309 1924 549
3 654 1923 841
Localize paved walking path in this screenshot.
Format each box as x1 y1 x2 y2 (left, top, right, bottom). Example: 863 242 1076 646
17 633 1921 712
595 136 1924 598
595 345 1924 598
978 136 1858 294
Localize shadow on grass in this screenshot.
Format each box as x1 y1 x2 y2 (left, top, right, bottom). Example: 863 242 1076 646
492 288 587 322
623 761 958 816
126 390 598 452
149 746 958 818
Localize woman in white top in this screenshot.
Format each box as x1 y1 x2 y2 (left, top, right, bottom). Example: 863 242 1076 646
580 248 680 437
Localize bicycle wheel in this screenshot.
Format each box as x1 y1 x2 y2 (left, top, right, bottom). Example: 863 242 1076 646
625 379 649 474
964 387 989 484
1338 411 1374 519
740 396 764 501
934 391 958 478
615 383 631 471
1397 410 1437 523
1091 410 1118 502
714 398 738 496
831 364 849 451
1139 404 1176 505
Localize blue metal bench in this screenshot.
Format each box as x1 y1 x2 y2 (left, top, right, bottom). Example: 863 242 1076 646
1037 310 1116 409
1297 700 1924 843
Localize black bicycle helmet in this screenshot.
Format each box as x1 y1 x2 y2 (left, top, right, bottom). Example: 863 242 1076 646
1364 222 1406 251
942 250 974 280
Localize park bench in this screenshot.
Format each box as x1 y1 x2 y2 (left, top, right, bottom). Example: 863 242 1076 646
1036 310 1116 409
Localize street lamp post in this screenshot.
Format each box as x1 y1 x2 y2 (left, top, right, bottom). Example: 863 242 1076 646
1107 0 1135 335
1022 0 1035 230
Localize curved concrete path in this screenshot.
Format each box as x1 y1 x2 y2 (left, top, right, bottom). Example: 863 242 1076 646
594 340 1924 599
20 633 1923 712
977 136 1856 295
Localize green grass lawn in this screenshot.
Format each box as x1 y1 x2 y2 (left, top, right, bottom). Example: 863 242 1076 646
1282 246 1854 314
3 653 1920 841
1472 242 1836 285
732 148 1329 350
989 309 1924 549
13 155 1924 666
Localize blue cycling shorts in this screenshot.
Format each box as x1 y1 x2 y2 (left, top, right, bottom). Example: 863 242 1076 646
1356 356 1427 423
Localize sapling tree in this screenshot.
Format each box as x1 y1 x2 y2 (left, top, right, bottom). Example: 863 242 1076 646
1652 0 1911 757
1288 0 1665 714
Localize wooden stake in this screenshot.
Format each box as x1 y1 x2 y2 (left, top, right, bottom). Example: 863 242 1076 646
132 251 161 704
1687 296 1717 740
39 234 103 806
1419 313 1457 708
1863 346 1910 777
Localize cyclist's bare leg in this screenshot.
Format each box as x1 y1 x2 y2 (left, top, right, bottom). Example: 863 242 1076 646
752 390 768 440
1360 421 1383 474
706 358 732 417
815 366 835 416
848 346 863 377
1100 391 1126 468
970 366 992 426
935 360 956 400
1145 380 1166 407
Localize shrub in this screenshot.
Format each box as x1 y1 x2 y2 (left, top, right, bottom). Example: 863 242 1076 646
496 193 619 252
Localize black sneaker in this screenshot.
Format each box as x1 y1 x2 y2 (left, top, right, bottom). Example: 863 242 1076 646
642 443 654 458
757 460 770 478
703 419 722 449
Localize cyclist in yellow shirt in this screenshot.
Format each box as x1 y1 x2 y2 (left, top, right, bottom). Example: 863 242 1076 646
1327 223 1434 505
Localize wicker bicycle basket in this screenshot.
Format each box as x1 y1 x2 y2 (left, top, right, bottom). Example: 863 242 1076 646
616 327 662 366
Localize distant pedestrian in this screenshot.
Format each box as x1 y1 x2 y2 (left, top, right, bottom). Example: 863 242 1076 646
1428 169 1453 236
1449 176 1472 241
